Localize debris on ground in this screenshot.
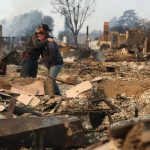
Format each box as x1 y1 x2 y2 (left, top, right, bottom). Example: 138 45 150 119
1 51 150 149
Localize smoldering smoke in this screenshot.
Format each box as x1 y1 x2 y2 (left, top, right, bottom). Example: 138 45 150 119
0 10 54 37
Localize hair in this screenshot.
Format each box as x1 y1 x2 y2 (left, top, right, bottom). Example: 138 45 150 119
40 24 52 32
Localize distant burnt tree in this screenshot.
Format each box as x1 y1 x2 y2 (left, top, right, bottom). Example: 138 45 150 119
50 0 96 47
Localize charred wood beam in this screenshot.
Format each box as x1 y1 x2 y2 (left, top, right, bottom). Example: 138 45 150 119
13 106 41 116
0 99 10 102
134 107 138 117
107 113 113 125
102 98 120 112
44 78 54 96
92 89 120 112
0 116 57 137
53 109 115 115
53 109 115 129
6 98 16 118
0 116 83 149
90 98 120 112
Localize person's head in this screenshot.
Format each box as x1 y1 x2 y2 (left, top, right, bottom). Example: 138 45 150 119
36 26 44 34
36 26 46 40
36 24 52 39
40 24 52 32
36 24 51 35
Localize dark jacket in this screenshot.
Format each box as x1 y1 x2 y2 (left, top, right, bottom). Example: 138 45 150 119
25 33 48 60
41 41 63 69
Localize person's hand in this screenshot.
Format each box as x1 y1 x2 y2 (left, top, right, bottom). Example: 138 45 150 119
21 52 29 60
47 38 54 42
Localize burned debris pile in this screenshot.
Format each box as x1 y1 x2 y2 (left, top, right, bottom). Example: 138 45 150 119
1 56 150 149
1 24 150 149
0 68 119 149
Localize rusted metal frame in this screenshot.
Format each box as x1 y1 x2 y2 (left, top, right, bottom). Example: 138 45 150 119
93 97 120 112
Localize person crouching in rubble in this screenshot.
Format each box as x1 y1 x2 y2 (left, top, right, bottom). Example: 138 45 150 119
20 25 52 78
37 24 63 95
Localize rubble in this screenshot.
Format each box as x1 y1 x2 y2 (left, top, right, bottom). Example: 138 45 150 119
65 81 92 98
1 50 150 149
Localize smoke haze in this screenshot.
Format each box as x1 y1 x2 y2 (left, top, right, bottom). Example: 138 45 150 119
0 10 54 37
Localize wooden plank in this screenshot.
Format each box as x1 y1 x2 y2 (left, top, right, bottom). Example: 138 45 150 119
65 81 92 98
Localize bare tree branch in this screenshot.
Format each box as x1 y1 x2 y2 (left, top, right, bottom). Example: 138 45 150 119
50 0 96 46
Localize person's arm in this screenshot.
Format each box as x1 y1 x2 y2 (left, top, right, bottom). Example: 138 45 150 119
22 33 48 59
48 42 58 66
31 33 48 48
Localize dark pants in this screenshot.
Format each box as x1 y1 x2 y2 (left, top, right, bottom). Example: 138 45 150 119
20 57 38 78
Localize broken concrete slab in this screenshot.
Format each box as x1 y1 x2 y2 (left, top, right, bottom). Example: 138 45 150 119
10 80 45 96
26 80 45 96
17 94 33 106
0 105 5 112
17 94 40 107
28 96 40 107
65 81 92 98
10 84 38 96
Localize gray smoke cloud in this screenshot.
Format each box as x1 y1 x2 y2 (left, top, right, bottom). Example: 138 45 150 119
0 10 54 37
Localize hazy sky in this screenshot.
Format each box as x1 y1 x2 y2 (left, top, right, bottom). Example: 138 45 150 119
0 0 150 36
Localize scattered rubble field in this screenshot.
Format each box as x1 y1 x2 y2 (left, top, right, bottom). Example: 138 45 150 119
1 59 150 149
0 77 11 89
98 80 150 98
